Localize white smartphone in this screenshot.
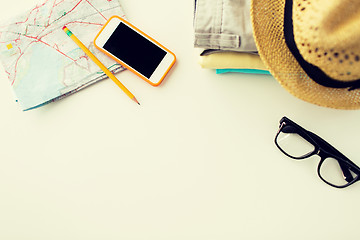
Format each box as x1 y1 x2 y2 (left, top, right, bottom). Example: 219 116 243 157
94 16 176 86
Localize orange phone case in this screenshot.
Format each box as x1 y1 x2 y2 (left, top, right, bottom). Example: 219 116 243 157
94 16 176 87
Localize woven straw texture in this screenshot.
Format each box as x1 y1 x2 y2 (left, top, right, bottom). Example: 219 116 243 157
251 0 360 109
293 0 360 81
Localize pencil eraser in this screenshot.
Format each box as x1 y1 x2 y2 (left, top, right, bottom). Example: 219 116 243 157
62 26 67 30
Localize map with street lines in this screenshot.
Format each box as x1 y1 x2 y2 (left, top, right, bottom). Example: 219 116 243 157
0 0 125 110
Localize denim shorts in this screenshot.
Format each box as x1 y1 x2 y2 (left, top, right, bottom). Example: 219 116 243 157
194 0 257 53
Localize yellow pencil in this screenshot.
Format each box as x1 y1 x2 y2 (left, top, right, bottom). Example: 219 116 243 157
62 26 140 105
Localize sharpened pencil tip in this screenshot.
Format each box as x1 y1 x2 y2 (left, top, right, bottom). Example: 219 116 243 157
132 97 140 105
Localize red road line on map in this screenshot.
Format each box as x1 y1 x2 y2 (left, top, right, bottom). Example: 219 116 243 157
55 0 66 7
34 8 39 25
9 34 76 85
22 34 76 61
8 0 82 84
15 1 48 25
47 0 57 26
6 0 112 86
67 0 84 17
85 0 108 20
12 48 25 85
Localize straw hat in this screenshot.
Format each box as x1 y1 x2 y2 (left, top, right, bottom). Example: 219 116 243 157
251 0 360 109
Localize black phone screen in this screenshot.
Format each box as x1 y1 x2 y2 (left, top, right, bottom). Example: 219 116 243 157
103 22 167 79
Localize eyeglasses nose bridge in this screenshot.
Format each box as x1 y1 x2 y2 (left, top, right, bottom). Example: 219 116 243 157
316 149 321 156
316 149 330 162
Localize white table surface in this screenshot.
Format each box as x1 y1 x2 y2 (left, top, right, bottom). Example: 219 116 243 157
1 0 360 239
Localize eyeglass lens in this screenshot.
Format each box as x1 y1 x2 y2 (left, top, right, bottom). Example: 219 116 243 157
319 158 358 187
276 127 315 158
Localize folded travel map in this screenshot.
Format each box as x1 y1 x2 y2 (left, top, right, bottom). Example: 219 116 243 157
0 0 125 111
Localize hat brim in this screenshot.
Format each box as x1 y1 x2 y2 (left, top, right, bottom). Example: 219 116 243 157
251 0 360 109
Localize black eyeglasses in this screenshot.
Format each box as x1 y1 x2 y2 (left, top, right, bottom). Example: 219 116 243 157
275 116 360 188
